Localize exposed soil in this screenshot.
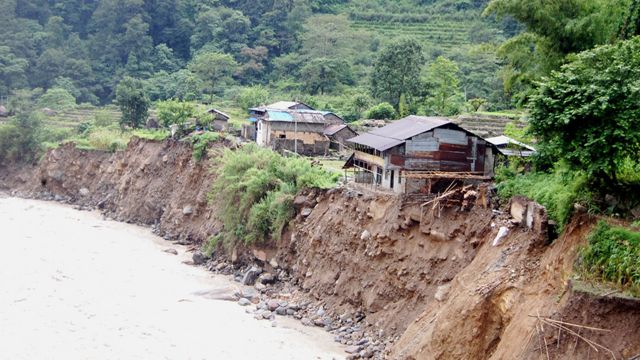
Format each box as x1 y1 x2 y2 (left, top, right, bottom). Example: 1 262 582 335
3 138 639 359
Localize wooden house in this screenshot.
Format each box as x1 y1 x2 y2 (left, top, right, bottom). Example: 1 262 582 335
254 109 344 156
324 124 358 152
206 108 230 131
344 116 497 193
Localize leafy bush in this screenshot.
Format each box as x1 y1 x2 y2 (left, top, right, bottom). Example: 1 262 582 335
0 112 43 165
37 88 77 111
189 132 221 161
577 221 640 296
529 37 640 189
365 102 396 119
210 144 339 246
496 167 591 231
236 85 270 110
156 99 195 127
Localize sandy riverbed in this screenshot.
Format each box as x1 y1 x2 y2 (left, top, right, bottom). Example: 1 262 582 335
0 196 344 360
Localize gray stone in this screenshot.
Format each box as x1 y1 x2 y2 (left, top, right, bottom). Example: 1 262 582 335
258 272 275 285
275 306 287 315
269 258 279 269
344 345 361 354
286 308 296 316
182 205 193 215
254 283 266 292
238 298 252 306
241 266 262 286
192 251 207 265
301 208 313 217
360 230 371 241
301 317 313 326
163 248 178 255
79 187 90 197
267 299 280 312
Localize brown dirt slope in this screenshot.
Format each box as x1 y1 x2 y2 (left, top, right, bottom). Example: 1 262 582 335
3 138 639 359
276 187 495 340
7 138 221 243
390 214 640 360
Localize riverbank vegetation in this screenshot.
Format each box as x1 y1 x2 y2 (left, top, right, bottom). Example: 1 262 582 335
206 144 339 251
576 221 640 296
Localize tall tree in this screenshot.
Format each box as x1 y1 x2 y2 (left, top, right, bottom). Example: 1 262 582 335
115 76 149 129
424 57 464 116
485 0 628 104
188 52 237 102
529 37 640 187
370 38 425 109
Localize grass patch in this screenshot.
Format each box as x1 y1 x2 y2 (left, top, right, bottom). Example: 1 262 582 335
496 167 592 231
576 221 640 296
208 144 339 248
132 129 170 141
189 132 222 161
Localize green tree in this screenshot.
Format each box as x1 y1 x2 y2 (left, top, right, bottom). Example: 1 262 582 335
156 99 195 127
188 52 237 102
485 0 628 104
370 38 425 110
37 87 77 110
299 58 353 95
237 85 270 110
529 37 640 188
115 76 149 129
0 46 28 94
0 111 43 165
424 56 464 116
366 102 396 120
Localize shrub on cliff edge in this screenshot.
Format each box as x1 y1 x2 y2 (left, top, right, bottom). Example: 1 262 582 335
209 144 339 247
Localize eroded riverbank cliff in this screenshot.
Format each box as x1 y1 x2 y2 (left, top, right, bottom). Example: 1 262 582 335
2 138 639 359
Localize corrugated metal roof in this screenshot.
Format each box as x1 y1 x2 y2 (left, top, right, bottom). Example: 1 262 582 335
264 101 314 110
266 110 326 124
323 124 347 136
206 108 230 119
347 116 452 151
369 116 451 140
486 135 536 151
347 133 404 152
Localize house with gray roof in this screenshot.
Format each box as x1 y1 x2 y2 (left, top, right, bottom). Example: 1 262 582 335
249 106 346 156
344 116 497 193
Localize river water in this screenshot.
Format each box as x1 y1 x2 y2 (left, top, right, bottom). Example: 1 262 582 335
0 196 344 360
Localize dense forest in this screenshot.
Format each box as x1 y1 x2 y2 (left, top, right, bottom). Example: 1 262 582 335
0 0 519 118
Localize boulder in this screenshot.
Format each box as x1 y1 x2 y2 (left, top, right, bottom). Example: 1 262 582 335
192 251 207 265
79 187 90 197
252 249 267 262
237 298 252 306
0 105 8 117
301 207 313 217
241 266 262 286
434 284 451 302
182 205 193 215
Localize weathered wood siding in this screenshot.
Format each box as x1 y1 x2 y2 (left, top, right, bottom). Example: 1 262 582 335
403 127 492 175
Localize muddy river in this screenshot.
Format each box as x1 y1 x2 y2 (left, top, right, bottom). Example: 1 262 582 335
0 196 344 359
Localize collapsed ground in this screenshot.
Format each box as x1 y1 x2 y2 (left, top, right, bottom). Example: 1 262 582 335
1 138 639 360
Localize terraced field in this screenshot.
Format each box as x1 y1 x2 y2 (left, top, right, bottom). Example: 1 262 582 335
351 20 476 52
43 106 122 130
453 113 527 138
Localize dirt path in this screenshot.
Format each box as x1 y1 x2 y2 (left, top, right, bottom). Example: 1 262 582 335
0 196 344 360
